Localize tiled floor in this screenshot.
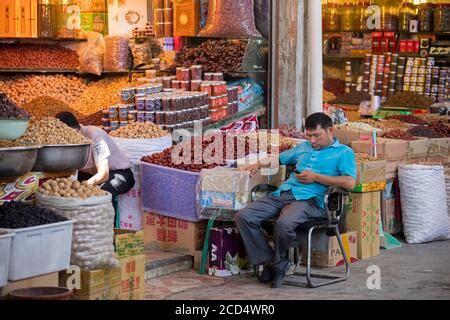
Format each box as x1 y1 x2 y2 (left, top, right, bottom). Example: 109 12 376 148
145 239 450 300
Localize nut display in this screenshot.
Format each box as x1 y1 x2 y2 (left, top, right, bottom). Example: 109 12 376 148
109 122 169 139
355 153 380 163
331 91 372 105
80 110 103 126
335 122 383 132
70 76 135 116
141 132 291 172
0 44 79 70
384 92 434 109
323 90 337 102
359 119 411 130
0 92 30 119
172 40 247 73
0 74 88 106
407 125 442 139
382 129 418 141
386 115 429 125
0 201 68 229
39 178 109 199
22 96 79 120
324 78 346 96
428 122 450 138
19 118 91 145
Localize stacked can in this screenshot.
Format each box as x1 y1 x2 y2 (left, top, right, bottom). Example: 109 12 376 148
227 86 239 116
344 61 352 94
362 54 371 93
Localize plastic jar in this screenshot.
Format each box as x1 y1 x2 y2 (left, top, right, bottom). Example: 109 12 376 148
38 0 56 38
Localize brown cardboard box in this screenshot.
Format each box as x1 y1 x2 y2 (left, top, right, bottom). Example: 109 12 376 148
351 139 408 161
335 128 382 146
346 192 381 260
386 160 400 180
118 254 145 300
192 250 203 271
381 198 402 235
58 268 121 300
428 138 450 157
300 231 358 268
143 212 207 255
114 229 145 259
355 160 387 185
407 139 430 159
0 272 58 298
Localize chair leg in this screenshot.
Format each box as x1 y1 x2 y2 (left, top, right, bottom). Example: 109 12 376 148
284 225 351 288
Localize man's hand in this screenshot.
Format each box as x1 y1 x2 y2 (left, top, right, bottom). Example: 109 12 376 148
295 170 317 184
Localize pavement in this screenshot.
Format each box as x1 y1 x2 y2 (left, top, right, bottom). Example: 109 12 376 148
145 238 450 300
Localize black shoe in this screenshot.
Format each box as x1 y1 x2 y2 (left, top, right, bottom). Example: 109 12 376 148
258 264 274 284
271 258 291 288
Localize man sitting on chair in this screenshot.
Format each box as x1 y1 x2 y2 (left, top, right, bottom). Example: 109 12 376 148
235 113 357 288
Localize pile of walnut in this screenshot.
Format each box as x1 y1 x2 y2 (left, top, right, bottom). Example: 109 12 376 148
109 122 169 139
39 178 109 199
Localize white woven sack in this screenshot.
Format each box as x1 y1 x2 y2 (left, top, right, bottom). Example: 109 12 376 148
36 192 119 270
113 135 172 230
398 164 449 244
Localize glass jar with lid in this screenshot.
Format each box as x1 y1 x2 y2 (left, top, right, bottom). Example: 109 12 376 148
399 0 416 32
418 0 435 32
434 0 450 33
38 0 56 38
380 0 400 31
55 0 79 38
324 0 341 31
340 0 357 31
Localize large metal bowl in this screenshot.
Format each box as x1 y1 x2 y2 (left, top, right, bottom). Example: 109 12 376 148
32 144 91 173
0 146 40 178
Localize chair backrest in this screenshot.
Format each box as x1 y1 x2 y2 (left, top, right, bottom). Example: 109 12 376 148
324 186 349 234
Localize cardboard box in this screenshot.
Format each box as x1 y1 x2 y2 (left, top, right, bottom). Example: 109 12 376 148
381 198 402 235
355 160 387 185
351 139 408 161
300 231 358 268
386 160 400 180
428 138 450 158
143 212 207 255
58 268 121 300
0 272 58 298
192 250 203 271
208 227 250 277
335 128 382 146
118 254 145 300
407 139 430 159
173 0 200 36
114 229 145 259
346 192 381 260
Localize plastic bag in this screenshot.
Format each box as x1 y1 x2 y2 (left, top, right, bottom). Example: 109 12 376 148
228 78 265 112
254 0 270 38
36 192 119 270
398 164 449 244
104 35 130 72
79 32 105 76
112 135 172 230
130 41 153 66
198 0 262 38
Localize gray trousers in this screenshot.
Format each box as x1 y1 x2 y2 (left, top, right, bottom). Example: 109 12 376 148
235 190 325 266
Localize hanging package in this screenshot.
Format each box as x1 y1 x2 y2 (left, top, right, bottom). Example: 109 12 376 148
198 0 262 38
79 32 105 76
104 35 130 72
36 192 119 270
398 164 449 244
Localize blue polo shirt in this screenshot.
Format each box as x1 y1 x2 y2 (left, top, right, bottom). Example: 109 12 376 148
273 138 357 209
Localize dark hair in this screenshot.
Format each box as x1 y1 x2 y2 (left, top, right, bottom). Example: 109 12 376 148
55 112 81 130
305 113 333 131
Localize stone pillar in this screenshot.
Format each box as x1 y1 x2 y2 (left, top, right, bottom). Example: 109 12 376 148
306 0 324 115
271 0 308 129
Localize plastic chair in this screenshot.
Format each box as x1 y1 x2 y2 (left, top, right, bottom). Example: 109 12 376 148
254 186 351 288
